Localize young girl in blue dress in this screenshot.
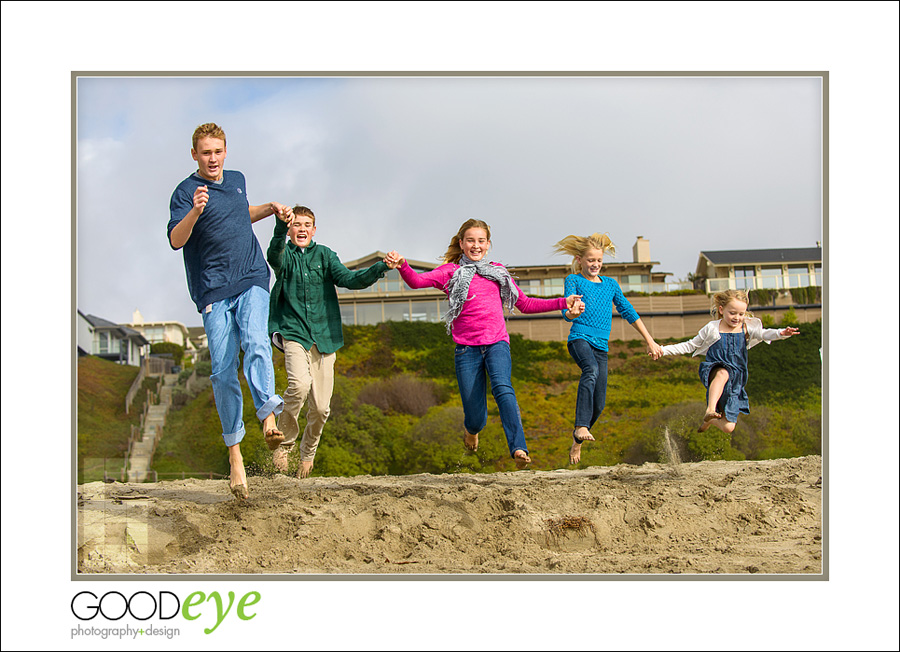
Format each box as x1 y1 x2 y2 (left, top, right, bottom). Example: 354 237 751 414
553 233 662 464
656 289 799 434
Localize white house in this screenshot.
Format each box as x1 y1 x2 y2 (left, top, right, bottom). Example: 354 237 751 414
126 308 195 349
77 310 149 367
695 246 822 294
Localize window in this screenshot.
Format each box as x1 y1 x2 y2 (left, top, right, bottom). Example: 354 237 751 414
620 274 649 292
787 264 809 288
145 326 165 343
377 269 403 294
760 266 783 289
410 300 440 322
356 303 382 326
383 302 408 322
543 278 565 297
814 264 822 287
339 303 355 324
98 331 108 354
734 266 755 290
517 280 541 296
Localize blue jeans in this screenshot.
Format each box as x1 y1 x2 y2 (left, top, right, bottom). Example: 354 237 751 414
454 340 527 457
567 338 608 433
201 285 283 447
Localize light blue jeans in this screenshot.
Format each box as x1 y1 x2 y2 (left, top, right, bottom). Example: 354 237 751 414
201 285 283 447
454 340 528 457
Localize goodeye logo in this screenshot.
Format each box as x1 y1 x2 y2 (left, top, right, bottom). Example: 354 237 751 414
70 590 261 638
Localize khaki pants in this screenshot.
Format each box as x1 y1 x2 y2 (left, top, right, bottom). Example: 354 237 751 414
277 340 335 461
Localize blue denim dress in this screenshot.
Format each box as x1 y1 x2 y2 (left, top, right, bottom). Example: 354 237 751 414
699 331 750 423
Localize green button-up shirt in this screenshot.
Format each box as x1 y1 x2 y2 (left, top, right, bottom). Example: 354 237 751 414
267 219 387 354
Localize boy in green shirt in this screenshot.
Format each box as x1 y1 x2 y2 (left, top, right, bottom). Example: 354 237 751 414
267 206 388 477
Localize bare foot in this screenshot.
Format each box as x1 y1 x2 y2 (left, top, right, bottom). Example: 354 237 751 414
569 440 583 465
513 450 531 470
698 411 721 432
463 431 479 452
297 460 314 479
264 413 285 450
229 447 249 501
573 427 595 442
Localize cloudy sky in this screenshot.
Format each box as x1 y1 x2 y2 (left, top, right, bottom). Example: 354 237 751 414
77 74 822 326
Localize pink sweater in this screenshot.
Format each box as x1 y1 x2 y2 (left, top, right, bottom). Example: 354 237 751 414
398 261 568 346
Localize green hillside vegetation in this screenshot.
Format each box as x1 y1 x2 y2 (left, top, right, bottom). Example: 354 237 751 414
142 318 822 479
77 356 159 483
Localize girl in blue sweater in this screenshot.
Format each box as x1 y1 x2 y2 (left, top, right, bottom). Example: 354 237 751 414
554 233 662 464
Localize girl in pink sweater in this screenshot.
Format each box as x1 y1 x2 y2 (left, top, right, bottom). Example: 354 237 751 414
384 219 584 469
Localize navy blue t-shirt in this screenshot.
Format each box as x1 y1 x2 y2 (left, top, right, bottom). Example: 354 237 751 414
168 170 270 312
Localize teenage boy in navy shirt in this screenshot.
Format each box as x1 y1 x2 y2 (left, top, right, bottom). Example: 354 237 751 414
168 122 290 501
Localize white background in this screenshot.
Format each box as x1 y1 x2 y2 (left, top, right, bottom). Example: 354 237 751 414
2 1 898 650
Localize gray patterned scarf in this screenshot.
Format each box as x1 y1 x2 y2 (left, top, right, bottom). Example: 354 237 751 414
443 254 519 333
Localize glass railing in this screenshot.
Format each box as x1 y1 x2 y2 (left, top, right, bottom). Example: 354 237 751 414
706 274 821 294
620 281 694 294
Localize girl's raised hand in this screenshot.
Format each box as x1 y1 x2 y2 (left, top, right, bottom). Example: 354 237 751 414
780 327 800 337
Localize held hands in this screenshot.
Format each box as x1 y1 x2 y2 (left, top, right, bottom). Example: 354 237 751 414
384 250 404 269
273 203 294 224
780 327 800 337
647 339 664 360
565 294 585 318
193 185 209 213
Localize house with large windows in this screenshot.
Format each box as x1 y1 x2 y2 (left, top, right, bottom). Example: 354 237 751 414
695 246 822 294
337 253 448 326
126 309 193 347
335 238 823 343
336 237 712 340
77 310 149 366
125 309 201 361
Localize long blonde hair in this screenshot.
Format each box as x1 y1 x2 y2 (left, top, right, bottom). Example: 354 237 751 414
711 289 754 320
442 219 491 264
552 233 616 274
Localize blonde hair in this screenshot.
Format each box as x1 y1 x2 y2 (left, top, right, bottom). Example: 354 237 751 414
442 219 491 264
291 205 316 226
553 233 616 274
192 123 226 151
711 289 754 319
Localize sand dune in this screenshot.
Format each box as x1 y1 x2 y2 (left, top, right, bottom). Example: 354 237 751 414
77 455 822 575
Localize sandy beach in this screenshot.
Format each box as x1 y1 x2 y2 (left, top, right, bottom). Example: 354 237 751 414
77 454 822 576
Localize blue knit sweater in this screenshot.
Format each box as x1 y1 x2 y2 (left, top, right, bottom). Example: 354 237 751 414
168 170 270 312
563 274 640 351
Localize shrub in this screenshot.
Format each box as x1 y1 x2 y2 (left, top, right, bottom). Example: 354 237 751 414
779 307 800 326
654 289 704 296
749 289 775 307
639 401 744 462
170 386 190 408
151 342 184 366
790 286 821 305
746 319 820 400
390 406 507 474
357 374 449 417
